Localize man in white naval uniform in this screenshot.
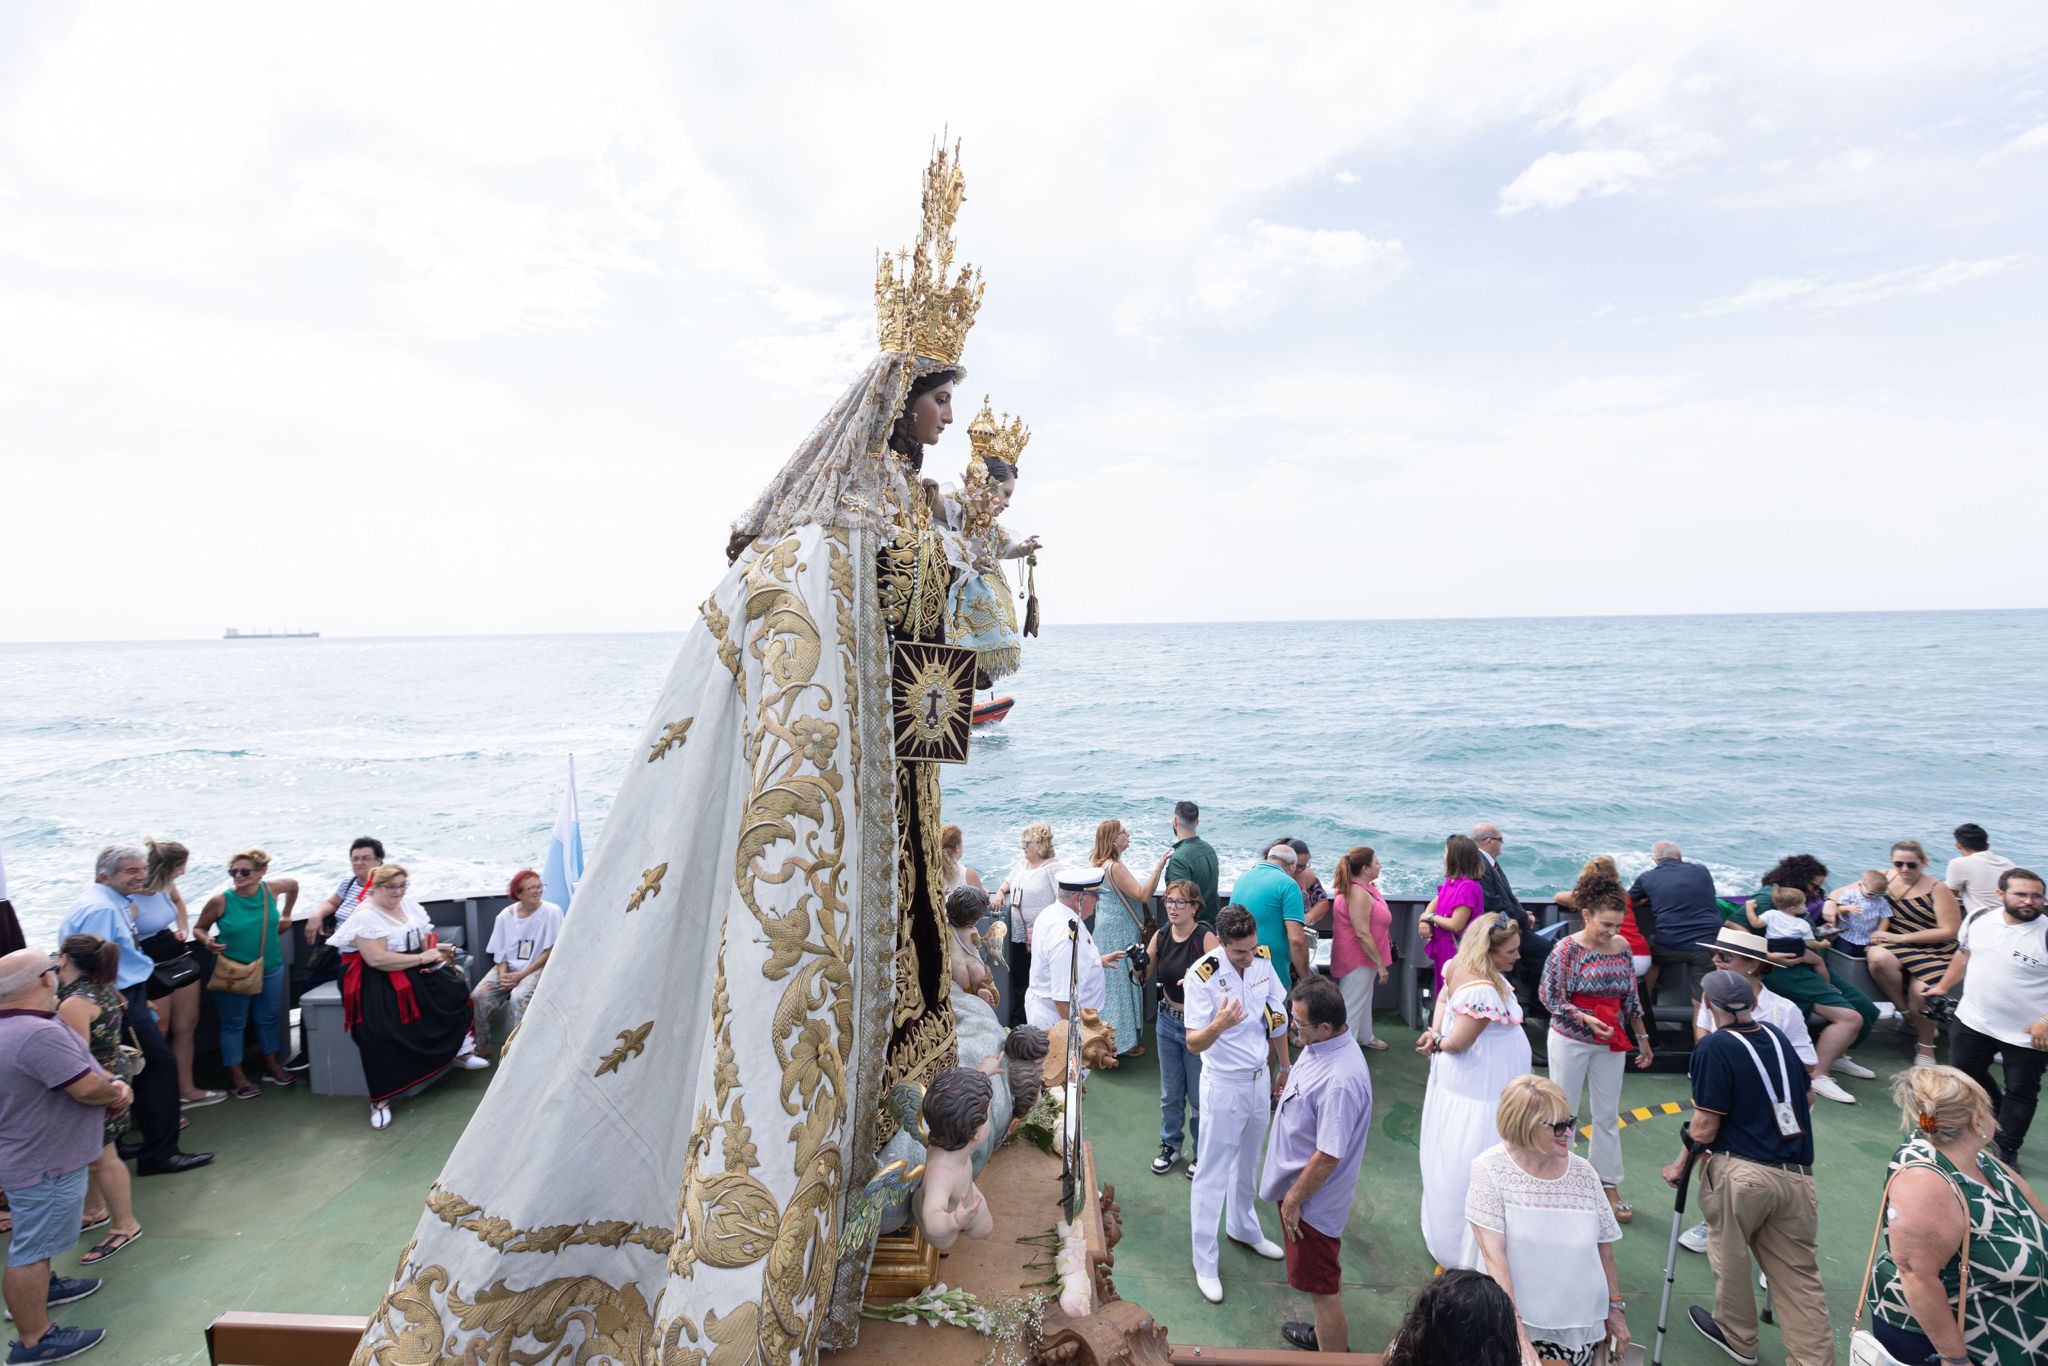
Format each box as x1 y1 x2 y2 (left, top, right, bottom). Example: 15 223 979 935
1024 866 1128 1031
1184 905 1292 1304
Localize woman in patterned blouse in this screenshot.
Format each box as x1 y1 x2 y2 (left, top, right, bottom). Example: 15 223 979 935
1539 873 1654 1225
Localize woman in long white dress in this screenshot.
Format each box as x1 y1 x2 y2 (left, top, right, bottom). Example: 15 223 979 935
1416 912 1531 1269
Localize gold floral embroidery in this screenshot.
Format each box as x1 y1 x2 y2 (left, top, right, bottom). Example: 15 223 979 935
626 863 668 913
424 1187 675 1258
594 1020 654 1077
648 717 694 762
702 596 743 692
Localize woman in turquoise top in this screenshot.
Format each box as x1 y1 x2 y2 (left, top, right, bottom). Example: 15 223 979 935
195 848 299 1099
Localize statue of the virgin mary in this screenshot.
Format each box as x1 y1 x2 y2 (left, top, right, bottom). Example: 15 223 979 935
353 144 988 1366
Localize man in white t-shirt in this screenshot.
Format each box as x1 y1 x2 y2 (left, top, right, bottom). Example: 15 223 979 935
1946 822 2017 917
1923 867 2048 1166
469 871 565 1054
1023 867 1126 1030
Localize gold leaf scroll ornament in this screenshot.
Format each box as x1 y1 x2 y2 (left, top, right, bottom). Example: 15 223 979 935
595 1020 654 1077
626 863 668 913
648 717 693 762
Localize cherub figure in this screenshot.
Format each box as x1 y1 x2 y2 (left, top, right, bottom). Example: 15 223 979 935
916 1066 997 1250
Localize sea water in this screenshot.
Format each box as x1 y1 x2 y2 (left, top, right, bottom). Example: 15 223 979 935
3 611 2043 945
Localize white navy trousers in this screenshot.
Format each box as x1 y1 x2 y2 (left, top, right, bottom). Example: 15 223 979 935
1189 1061 1271 1276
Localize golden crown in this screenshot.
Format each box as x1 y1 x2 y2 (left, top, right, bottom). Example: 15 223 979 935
965 396 1030 472
874 139 984 366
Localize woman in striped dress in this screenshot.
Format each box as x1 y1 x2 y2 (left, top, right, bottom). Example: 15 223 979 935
1868 838 1963 1068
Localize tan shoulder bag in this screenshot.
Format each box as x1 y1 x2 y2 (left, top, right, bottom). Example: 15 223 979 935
209 885 274 996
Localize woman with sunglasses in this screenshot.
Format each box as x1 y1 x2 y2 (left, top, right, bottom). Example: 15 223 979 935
1143 880 1219 1177
194 849 299 1099
1466 1074 1629 1366
1867 839 1964 1069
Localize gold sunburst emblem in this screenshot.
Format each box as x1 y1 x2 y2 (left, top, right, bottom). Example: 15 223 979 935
890 642 975 764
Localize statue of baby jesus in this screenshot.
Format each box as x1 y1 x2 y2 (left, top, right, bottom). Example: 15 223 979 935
917 1066 996 1250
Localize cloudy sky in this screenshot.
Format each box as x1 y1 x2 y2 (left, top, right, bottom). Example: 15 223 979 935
4 2 2045 642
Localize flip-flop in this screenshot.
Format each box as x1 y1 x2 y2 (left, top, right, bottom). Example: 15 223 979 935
79 1229 142 1265
80 1212 110 1234
229 1080 263 1100
1363 1038 1390 1051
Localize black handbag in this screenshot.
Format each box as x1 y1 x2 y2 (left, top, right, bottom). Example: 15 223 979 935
137 926 201 996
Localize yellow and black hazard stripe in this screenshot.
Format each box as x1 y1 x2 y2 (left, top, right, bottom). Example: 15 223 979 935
1581 1099 1693 1141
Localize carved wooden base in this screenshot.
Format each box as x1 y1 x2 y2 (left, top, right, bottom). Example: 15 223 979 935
865 1226 940 1299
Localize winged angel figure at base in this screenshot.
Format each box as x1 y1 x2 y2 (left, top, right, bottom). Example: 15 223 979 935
354 142 1012 1366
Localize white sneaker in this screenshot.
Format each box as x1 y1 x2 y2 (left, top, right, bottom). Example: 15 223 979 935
1811 1074 1857 1104
1679 1221 1710 1254
1196 1273 1223 1304
1833 1055 1876 1079
370 1103 392 1130
458 1054 492 1071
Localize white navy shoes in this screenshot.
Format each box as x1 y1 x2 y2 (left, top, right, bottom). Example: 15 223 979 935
1195 1274 1223 1304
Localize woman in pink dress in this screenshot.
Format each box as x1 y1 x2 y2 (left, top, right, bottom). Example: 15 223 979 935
1419 834 1488 996
1331 846 1393 1050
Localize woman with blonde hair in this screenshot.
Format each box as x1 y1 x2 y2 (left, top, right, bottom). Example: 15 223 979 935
991 821 1060 1028
1466 1074 1628 1366
1858 1065 2048 1365
330 864 487 1129
1416 914 1531 1269
1090 818 1167 1057
939 824 985 896
195 849 300 1098
131 837 221 1107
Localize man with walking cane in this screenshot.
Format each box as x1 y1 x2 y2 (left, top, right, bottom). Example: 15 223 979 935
1660 970 1832 1366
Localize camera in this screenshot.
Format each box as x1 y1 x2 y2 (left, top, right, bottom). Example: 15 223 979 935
1919 992 1959 1025
1122 942 1150 978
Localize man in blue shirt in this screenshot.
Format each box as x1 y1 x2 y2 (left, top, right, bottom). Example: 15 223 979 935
1230 845 1307 991
1662 971 1830 1366
1630 840 1723 1002
58 845 212 1175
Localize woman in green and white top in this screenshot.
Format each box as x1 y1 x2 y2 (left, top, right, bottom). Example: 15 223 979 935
194 848 299 1099
1864 1066 2048 1366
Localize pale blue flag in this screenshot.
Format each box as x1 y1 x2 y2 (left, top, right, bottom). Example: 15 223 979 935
540 755 584 913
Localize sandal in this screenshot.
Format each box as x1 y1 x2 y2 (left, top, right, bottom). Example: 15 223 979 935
263 1068 295 1087
1606 1187 1634 1225
79 1229 142 1265
80 1211 109 1235
1363 1037 1390 1051
229 1080 263 1100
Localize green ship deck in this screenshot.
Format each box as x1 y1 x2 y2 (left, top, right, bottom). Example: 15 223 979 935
75 1017 1924 1365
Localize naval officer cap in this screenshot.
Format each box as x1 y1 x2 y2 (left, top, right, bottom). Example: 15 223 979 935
1056 866 1104 892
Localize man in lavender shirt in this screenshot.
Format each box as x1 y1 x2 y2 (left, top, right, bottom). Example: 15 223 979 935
2 947 131 1362
1260 974 1373 1353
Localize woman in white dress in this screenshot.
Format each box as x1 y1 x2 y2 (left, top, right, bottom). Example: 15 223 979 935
1466 1075 1629 1366
1416 912 1531 1269
991 821 1060 1026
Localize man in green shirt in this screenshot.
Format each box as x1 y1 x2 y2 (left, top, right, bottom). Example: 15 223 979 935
1163 801 1220 926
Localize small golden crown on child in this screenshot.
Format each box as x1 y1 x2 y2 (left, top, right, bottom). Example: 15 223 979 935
874 138 985 366
966 397 1030 471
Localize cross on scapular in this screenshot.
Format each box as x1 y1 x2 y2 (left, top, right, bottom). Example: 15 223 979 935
923 689 942 726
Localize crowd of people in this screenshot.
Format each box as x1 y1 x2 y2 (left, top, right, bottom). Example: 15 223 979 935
5 809 2043 1362
0 837 562 1361
979 805 2048 1365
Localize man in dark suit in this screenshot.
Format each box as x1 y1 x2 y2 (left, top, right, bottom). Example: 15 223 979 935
1473 823 1550 1058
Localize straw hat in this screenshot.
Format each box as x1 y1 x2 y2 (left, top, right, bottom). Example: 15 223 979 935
1696 924 1776 968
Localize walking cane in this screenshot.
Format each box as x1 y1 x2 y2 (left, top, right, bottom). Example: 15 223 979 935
1653 1129 1705 1366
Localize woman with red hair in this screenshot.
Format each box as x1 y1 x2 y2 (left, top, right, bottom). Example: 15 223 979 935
469 869 563 1055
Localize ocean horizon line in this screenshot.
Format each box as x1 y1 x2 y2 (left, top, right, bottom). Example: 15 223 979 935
4 601 2046 648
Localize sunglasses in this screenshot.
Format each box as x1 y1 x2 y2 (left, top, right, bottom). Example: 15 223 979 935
1893 861 1921 870
230 866 257 877
1551 1116 1578 1136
